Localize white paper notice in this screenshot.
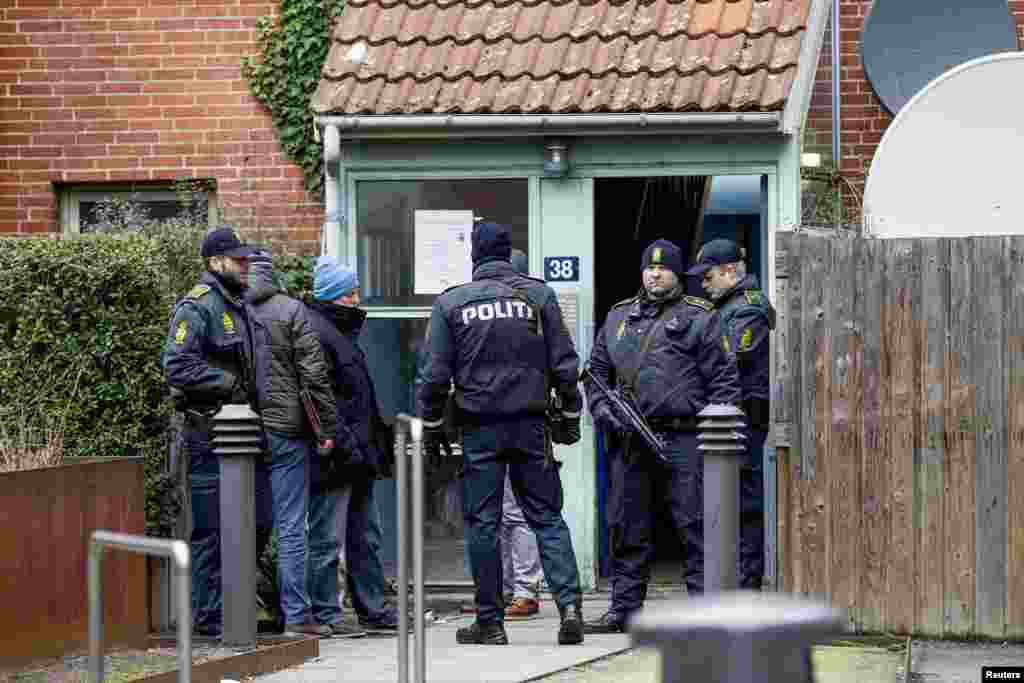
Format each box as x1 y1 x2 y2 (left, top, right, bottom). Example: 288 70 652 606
414 210 473 294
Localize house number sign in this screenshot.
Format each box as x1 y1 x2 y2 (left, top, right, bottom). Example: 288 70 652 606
544 256 580 282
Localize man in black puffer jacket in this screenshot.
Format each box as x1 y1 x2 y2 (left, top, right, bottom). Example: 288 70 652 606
245 250 338 637
305 256 399 636
417 222 585 647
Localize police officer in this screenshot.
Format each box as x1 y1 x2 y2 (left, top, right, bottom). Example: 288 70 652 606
417 222 586 646
687 238 776 589
582 238 741 634
162 226 266 638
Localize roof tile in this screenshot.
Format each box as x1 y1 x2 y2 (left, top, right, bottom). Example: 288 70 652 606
718 0 755 36
316 0 813 115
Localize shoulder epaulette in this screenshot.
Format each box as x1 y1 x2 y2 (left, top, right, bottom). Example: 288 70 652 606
610 296 638 310
744 290 763 306
185 284 211 300
684 295 714 311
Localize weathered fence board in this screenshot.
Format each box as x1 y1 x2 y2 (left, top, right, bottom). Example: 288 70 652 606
827 237 860 630
775 231 1023 639
975 238 1008 637
946 238 977 636
860 238 889 633
1007 237 1024 640
885 240 918 635
802 236 829 600
917 238 948 636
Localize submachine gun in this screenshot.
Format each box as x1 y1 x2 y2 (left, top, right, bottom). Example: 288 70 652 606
580 366 668 464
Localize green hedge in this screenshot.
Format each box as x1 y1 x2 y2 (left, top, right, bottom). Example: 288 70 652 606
0 229 315 536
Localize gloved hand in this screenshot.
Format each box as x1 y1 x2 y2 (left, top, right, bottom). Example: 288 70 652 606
550 415 582 445
228 374 248 405
422 424 452 462
334 428 365 465
592 403 625 435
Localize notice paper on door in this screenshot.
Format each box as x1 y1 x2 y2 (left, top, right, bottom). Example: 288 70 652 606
414 210 473 294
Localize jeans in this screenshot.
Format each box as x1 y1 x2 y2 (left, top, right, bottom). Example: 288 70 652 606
184 425 272 632
344 478 390 621
265 430 313 627
462 417 581 626
307 484 352 626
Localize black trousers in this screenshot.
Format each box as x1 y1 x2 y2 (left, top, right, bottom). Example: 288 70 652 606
607 431 703 613
461 417 582 625
739 427 767 589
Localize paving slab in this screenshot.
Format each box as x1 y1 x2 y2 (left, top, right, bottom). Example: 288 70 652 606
910 639 1024 683
258 595 630 683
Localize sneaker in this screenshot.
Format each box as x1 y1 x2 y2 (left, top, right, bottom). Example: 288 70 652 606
193 623 222 638
557 602 584 645
283 621 331 638
505 597 540 619
456 620 509 645
582 610 627 634
358 608 399 634
327 621 367 638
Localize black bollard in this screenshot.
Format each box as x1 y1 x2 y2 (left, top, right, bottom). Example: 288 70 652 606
697 403 747 592
211 403 263 648
630 592 844 683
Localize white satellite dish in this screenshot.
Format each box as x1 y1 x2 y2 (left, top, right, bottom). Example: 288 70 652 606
863 51 1024 239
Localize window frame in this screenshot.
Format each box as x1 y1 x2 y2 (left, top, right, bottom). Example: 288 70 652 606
347 172 536 319
58 183 218 235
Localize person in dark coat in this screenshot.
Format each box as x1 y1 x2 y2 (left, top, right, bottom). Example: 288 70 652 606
162 226 269 637
245 249 337 637
305 256 399 636
688 238 776 589
417 222 586 647
582 238 742 634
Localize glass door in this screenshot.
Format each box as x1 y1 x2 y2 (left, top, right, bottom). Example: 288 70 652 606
354 177 529 585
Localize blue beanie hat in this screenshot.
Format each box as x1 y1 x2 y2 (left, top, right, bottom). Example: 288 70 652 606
471 222 512 266
313 255 359 302
640 239 684 280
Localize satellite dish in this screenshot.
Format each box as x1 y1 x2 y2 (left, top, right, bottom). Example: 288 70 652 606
861 0 1017 115
863 52 1024 239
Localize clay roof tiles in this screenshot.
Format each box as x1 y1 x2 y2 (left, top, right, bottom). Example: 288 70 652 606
312 0 812 115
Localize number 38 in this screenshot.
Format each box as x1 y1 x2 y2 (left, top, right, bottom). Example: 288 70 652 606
548 259 576 280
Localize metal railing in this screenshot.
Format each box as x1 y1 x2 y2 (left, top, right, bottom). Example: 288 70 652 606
394 414 426 683
89 531 191 683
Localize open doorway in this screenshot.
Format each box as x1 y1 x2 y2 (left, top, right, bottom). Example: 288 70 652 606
592 174 765 586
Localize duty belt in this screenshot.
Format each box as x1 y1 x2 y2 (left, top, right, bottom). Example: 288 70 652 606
647 416 698 432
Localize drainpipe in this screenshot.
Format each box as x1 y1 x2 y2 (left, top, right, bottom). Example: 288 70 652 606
322 123 343 257
832 0 841 228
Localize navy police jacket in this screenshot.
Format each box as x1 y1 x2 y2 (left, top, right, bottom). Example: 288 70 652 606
586 289 740 420
162 271 256 414
416 260 583 426
715 275 776 426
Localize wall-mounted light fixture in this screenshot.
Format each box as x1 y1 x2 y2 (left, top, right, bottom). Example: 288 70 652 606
543 139 570 177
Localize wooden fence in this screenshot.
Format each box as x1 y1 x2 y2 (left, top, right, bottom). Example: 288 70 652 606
0 458 149 668
773 231 1024 639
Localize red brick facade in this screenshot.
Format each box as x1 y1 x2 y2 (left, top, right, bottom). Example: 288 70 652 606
0 0 323 251
805 0 1024 225
4 1 1024 240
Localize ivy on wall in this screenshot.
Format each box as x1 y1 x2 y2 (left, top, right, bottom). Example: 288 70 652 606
242 0 344 200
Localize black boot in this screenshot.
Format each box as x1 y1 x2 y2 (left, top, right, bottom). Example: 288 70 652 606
456 620 509 645
582 609 627 634
557 602 584 645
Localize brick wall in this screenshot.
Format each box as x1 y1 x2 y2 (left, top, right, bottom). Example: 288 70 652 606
804 0 1024 225
0 0 323 252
